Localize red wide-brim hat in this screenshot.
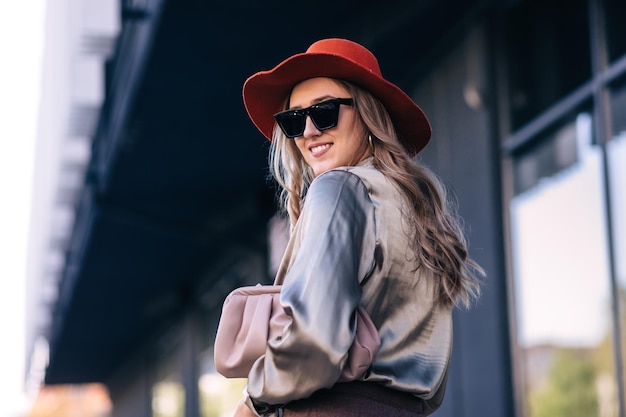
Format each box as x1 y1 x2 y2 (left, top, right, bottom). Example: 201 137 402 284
242 38 432 156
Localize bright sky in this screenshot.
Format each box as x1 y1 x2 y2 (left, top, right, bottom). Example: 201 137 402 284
0 2 46 416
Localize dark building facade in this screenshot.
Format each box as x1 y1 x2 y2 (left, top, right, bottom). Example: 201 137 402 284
27 0 626 416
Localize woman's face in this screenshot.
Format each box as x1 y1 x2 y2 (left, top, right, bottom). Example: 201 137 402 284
288 77 370 177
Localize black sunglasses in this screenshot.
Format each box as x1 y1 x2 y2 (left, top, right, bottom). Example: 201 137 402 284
273 98 354 138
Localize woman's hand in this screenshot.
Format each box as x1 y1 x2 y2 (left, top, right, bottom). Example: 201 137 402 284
232 397 258 417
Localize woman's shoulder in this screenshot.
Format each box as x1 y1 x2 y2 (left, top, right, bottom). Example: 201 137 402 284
322 163 403 208
308 167 371 199
308 165 374 195
301 168 376 227
331 162 391 194
314 157 381 181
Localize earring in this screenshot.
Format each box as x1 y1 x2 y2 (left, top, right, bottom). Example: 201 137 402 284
368 134 374 151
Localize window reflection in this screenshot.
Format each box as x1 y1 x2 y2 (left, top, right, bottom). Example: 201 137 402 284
510 112 619 417
609 79 626 405
609 110 626 292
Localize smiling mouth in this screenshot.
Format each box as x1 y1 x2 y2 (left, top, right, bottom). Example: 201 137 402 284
310 143 332 154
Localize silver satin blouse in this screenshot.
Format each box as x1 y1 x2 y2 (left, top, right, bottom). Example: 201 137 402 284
247 158 452 412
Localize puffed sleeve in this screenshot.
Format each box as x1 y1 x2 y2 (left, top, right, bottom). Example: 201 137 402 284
246 169 377 409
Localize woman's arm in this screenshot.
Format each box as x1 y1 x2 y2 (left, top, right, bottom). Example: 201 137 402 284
246 170 376 411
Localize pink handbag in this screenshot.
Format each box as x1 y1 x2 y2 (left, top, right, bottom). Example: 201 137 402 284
214 285 380 380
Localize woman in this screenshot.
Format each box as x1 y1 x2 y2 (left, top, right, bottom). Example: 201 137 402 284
232 38 483 417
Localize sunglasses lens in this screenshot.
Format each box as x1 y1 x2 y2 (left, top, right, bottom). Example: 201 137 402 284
310 101 339 130
276 111 305 138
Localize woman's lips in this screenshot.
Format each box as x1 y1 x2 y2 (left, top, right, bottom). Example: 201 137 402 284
310 143 332 157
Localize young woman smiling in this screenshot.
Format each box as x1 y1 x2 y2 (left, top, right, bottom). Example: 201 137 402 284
228 38 484 417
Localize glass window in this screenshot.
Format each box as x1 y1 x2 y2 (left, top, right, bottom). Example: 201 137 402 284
509 111 620 417
605 0 626 63
609 77 626 404
512 118 579 195
609 79 626 287
504 0 591 130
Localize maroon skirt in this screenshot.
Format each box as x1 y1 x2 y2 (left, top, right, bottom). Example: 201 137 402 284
281 381 428 417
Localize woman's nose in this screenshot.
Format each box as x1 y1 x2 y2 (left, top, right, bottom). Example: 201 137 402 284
302 115 321 138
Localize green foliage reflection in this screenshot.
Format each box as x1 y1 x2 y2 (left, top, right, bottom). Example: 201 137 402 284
528 349 598 417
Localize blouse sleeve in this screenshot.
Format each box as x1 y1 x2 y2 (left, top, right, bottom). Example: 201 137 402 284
246 169 377 408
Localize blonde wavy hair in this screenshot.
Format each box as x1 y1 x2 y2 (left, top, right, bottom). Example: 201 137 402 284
268 79 483 308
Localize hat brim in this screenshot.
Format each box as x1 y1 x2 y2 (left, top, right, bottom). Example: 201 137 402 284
243 52 431 156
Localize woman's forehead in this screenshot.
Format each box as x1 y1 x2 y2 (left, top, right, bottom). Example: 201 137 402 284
289 78 349 107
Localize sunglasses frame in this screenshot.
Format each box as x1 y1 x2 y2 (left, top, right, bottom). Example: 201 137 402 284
273 98 354 138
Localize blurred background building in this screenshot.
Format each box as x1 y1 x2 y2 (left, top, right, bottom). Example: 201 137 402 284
24 0 626 416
